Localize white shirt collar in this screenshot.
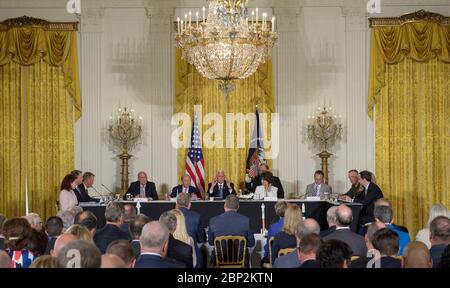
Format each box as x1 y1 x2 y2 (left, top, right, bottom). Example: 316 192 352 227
336 226 350 230
140 252 162 257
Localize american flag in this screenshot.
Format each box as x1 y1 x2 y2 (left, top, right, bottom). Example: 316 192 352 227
185 111 205 198
246 108 265 178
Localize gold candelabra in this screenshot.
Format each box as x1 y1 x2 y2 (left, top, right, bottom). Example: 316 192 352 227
108 107 143 196
307 106 343 184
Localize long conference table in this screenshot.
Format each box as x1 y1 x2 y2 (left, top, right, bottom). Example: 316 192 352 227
81 200 362 233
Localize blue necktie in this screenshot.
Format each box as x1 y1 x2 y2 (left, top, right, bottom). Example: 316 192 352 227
219 184 223 199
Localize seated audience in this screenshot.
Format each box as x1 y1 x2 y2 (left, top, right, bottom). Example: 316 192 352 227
57 209 76 232
254 172 278 200
0 250 11 268
121 204 137 235
271 204 301 264
135 221 178 268
101 254 127 268
130 214 150 258
159 211 193 268
28 228 48 258
2 217 35 268
416 204 449 249
44 216 64 255
24 213 43 232
66 224 94 244
374 205 410 255
207 171 236 199
323 205 367 257
263 201 288 262
126 171 158 200
106 240 136 268
59 174 79 213
429 216 450 268
50 233 77 257
371 228 402 268
94 203 131 254
350 221 385 268
57 240 101 268
171 174 202 199
305 170 332 198
75 210 98 237
375 198 409 233
171 209 197 267
29 255 57 268
403 241 432 268
320 206 338 238
317 239 352 268
0 214 6 250
274 218 320 268
297 234 322 268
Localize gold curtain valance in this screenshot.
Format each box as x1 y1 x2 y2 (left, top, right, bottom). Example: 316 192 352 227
368 10 450 118
0 16 81 119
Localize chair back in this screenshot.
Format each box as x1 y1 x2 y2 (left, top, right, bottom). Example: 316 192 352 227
268 236 275 267
214 235 247 268
278 247 296 257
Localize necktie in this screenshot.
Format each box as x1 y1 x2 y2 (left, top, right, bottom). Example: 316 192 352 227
140 185 145 197
219 184 223 198
314 185 319 196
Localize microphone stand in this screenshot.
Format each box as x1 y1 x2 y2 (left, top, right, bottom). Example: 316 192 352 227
91 186 104 203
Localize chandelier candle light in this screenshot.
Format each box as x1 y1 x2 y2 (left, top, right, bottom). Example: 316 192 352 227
175 0 278 97
108 107 143 196
307 106 343 184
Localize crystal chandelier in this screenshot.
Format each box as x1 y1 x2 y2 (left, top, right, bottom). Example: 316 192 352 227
175 0 278 96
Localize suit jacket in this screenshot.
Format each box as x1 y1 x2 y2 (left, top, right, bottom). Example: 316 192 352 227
271 231 297 264
320 225 336 238
430 244 447 268
305 183 332 198
323 228 367 257
353 182 383 225
179 207 205 244
207 181 236 199
170 185 202 199
208 211 255 248
94 224 132 254
273 251 301 268
126 181 158 200
131 240 141 259
351 256 402 268
75 184 99 203
246 175 285 198
134 254 179 268
345 183 364 198
254 185 278 200
299 259 317 268
44 236 58 255
167 234 193 268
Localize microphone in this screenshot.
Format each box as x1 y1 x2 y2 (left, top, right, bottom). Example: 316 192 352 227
101 183 114 194
91 185 104 203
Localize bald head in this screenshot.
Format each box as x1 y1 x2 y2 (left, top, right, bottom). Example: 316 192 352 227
140 221 169 256
403 241 432 268
335 205 353 227
0 250 11 268
101 254 127 268
51 233 77 257
297 218 320 241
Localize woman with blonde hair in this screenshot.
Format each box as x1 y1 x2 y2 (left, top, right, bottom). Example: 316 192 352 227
171 209 196 267
65 224 94 244
416 204 450 248
29 255 57 268
271 204 302 263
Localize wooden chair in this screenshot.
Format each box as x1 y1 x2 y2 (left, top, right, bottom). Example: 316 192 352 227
278 247 296 257
214 236 247 268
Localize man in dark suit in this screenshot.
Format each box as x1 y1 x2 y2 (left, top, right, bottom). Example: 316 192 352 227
126 171 158 200
429 216 450 268
323 205 367 257
44 216 64 255
374 198 409 234
134 221 179 268
297 234 322 268
159 211 194 268
75 172 100 203
208 195 255 266
207 171 236 199
176 193 206 267
170 174 202 199
94 203 131 254
371 228 402 268
0 214 6 250
245 164 284 198
353 170 383 227
320 206 338 238
129 214 150 259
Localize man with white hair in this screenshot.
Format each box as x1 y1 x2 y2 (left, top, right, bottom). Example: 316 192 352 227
50 233 78 257
134 221 178 268
207 171 236 199
126 171 158 200
320 206 338 238
24 213 43 232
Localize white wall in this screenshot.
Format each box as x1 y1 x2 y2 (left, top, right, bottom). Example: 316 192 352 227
1 0 449 197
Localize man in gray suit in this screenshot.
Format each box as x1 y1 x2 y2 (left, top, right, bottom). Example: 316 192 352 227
323 205 367 257
273 218 320 268
305 170 332 199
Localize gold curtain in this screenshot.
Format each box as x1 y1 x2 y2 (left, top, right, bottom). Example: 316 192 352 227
0 18 80 219
368 18 450 236
174 49 275 192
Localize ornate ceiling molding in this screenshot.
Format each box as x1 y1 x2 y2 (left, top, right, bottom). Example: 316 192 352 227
369 10 450 27
0 15 78 31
